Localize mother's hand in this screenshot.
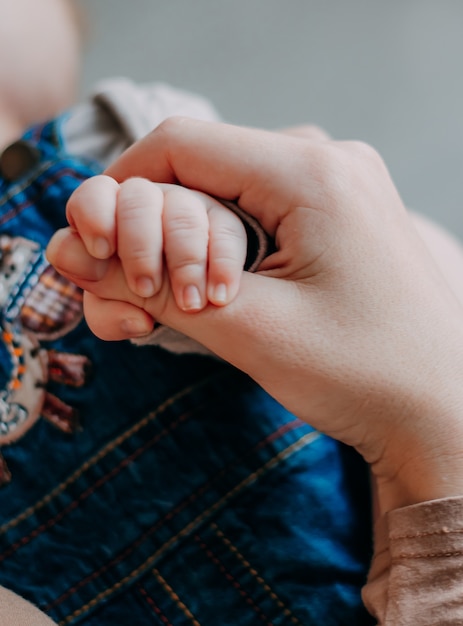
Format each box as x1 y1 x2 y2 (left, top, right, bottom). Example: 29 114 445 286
51 118 463 514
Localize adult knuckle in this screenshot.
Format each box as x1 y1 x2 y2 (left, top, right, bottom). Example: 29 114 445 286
284 124 330 142
301 143 351 199
349 140 383 165
156 116 190 141
312 142 385 200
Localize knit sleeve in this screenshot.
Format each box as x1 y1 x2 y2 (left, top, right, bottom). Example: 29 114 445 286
363 496 463 625
63 77 221 168
0 586 57 625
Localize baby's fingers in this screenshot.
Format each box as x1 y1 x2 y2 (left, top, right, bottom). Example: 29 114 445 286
66 175 119 259
207 203 247 306
163 187 209 312
116 178 164 298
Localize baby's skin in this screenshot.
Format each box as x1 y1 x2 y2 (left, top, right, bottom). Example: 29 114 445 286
47 174 247 327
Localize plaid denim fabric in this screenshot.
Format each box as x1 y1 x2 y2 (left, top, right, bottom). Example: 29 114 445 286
0 115 374 626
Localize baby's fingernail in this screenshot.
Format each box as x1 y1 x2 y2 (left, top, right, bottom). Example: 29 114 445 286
182 285 202 311
136 276 155 298
92 237 111 259
210 283 228 305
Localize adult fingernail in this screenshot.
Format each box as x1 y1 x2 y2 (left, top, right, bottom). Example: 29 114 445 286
92 237 111 259
47 230 108 280
136 276 155 298
120 316 153 337
182 285 202 311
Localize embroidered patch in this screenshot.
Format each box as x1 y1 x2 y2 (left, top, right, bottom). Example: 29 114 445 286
20 264 83 339
0 235 91 485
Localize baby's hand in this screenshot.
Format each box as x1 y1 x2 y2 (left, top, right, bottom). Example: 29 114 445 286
58 174 247 312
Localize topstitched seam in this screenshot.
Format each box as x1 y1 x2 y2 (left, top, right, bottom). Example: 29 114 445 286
43 420 307 612
0 404 200 562
194 532 275 626
211 523 304 626
137 584 174 626
55 432 320 625
0 375 221 535
0 167 87 226
150 568 202 626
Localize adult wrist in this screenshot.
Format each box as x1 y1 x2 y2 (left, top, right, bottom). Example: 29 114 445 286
373 410 463 515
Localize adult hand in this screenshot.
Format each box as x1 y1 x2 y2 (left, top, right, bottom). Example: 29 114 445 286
49 118 463 515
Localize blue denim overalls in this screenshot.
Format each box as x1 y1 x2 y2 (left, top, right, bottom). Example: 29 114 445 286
0 118 374 625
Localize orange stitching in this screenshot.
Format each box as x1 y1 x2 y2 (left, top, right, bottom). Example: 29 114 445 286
194 534 273 625
391 527 463 541
392 550 463 561
151 569 202 626
57 432 319 625
138 585 174 626
46 422 311 611
0 377 216 535
211 524 304 626
0 406 196 563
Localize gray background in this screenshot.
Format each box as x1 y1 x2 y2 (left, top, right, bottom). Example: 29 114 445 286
77 0 463 240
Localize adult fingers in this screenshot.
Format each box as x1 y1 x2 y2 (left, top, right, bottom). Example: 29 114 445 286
105 117 329 236
46 227 145 306
278 124 330 141
47 227 155 340
83 292 155 341
47 225 297 393
47 227 109 281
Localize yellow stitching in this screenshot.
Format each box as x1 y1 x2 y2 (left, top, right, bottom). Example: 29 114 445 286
58 431 320 625
151 568 202 626
391 527 463 540
211 524 304 626
392 550 463 561
0 375 218 535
